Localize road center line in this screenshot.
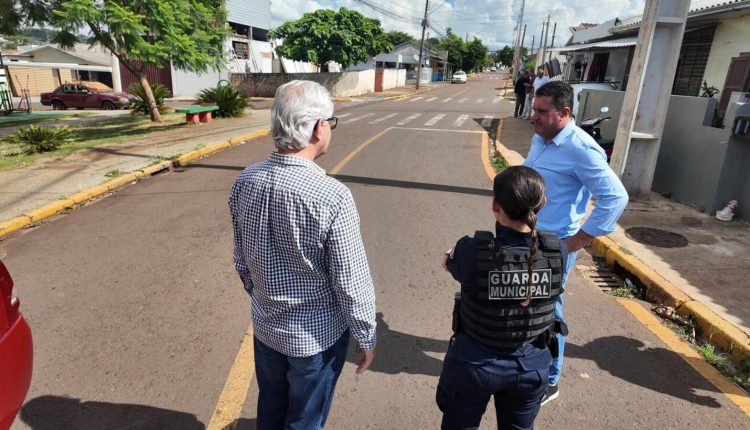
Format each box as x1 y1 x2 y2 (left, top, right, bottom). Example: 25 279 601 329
330 128 393 175
207 325 255 430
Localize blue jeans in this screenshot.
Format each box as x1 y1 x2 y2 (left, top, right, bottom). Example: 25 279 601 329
436 333 552 430
253 330 350 430
549 241 579 386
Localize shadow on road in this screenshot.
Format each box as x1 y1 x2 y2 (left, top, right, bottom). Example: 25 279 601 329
332 174 492 197
20 395 204 430
346 312 449 377
566 336 722 408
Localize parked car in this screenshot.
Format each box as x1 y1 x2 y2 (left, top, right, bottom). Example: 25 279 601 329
571 82 618 118
40 81 136 111
0 261 33 429
490 66 497 72
451 71 468 84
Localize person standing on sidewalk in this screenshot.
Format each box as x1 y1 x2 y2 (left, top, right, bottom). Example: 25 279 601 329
437 166 565 430
521 69 535 120
514 70 531 118
229 80 377 430
529 68 550 123
523 81 628 405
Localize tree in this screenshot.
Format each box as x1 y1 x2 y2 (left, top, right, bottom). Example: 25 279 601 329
270 8 392 72
438 28 466 72
2 1 229 123
498 46 514 67
464 38 487 72
385 30 416 47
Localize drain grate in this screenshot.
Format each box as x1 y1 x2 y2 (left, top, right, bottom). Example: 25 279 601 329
625 227 688 248
578 265 623 292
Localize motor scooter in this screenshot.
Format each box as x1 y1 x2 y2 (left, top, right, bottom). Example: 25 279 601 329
579 106 614 162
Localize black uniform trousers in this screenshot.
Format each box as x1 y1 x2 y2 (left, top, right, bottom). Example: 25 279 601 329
436 332 551 430
514 94 525 117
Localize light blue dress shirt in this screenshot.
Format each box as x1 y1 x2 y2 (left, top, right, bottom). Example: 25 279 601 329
523 120 628 239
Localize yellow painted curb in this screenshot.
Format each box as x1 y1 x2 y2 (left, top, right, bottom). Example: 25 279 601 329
104 174 138 191
0 216 32 237
679 301 750 362
140 161 172 177
68 188 101 205
25 199 76 222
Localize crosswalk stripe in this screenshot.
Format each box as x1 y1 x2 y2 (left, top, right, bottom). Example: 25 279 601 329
476 99 484 103
481 115 493 127
398 113 421 125
458 98 468 104
492 98 500 104
369 113 397 124
443 98 453 103
409 96 424 102
425 114 445 126
453 114 469 127
344 113 374 123
426 97 437 102
336 113 352 118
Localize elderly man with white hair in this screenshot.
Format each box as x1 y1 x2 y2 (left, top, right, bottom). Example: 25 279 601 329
229 80 377 430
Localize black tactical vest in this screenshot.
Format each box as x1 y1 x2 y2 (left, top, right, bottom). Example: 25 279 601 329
459 230 563 349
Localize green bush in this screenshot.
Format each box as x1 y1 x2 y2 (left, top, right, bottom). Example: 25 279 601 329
5 125 73 154
196 83 249 118
128 82 172 115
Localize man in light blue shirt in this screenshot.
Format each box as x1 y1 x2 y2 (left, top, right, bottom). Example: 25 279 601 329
523 81 628 405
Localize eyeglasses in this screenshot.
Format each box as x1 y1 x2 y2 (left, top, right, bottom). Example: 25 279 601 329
324 116 338 130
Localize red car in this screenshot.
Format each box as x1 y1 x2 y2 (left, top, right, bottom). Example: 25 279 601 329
40 81 135 110
0 261 33 430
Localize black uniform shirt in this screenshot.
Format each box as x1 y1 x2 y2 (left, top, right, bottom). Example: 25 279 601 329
447 222 533 286
514 76 530 95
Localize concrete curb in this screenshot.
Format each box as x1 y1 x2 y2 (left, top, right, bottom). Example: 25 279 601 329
0 128 270 240
494 140 750 364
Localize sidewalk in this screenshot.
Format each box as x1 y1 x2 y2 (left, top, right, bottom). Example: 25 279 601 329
497 116 750 361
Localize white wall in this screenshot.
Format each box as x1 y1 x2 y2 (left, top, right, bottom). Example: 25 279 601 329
382 68 406 90
704 14 750 95
331 70 375 97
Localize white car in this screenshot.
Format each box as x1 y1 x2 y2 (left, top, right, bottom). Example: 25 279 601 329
572 82 618 118
490 66 497 72
451 71 467 84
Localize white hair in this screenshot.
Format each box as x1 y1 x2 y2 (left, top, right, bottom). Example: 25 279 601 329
271 80 334 150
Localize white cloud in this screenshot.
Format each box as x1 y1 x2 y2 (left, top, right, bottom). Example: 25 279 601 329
269 0 648 50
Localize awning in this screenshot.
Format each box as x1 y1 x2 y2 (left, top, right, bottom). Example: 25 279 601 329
549 36 638 53
3 60 112 72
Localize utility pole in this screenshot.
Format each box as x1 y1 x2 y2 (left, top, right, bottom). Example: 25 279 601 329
541 14 550 70
511 0 525 78
416 0 429 90
538 24 545 68
520 24 526 54
530 35 535 54
548 22 557 64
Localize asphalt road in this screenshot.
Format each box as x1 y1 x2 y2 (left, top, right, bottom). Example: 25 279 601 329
4 72 748 429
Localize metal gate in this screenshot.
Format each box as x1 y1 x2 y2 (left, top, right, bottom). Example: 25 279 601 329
374 68 383 93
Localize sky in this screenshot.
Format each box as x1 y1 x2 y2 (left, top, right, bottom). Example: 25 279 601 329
269 0 650 51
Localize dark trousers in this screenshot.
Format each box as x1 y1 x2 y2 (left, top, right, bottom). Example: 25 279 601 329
254 330 350 430
514 95 525 117
436 333 551 430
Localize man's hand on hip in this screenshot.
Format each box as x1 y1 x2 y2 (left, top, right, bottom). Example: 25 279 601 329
564 230 594 253
355 344 375 375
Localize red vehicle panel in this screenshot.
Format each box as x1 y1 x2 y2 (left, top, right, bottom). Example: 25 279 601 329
0 262 33 430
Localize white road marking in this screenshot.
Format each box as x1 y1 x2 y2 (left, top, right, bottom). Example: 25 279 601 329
458 98 469 104
453 115 470 127
492 98 500 104
476 99 484 103
344 113 374 123
336 113 352 118
425 114 445 126
443 98 453 103
409 96 424 102
369 113 397 124
398 113 421 125
426 97 437 102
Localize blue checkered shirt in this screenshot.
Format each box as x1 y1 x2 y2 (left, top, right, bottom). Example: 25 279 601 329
229 152 377 357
